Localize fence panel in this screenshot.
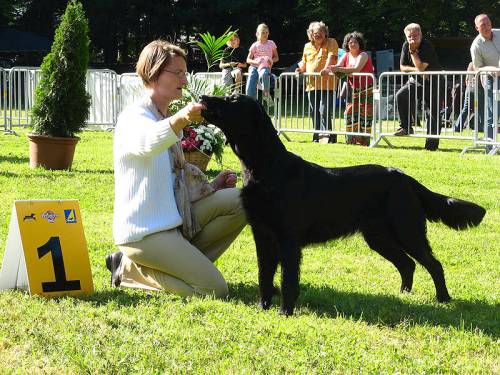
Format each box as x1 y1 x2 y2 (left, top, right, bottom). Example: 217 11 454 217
277 72 376 145
86 69 118 128
117 73 146 115
375 71 481 146
1 68 7 132
460 71 500 155
4 67 119 131
6 67 41 131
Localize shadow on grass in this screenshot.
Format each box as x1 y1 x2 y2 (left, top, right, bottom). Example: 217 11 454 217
0 155 29 164
229 282 499 338
374 144 468 153
79 289 157 306
73 168 114 174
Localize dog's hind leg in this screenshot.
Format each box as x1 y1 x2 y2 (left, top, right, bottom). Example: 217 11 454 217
361 222 416 294
252 224 280 310
405 241 451 302
390 203 451 302
278 237 301 316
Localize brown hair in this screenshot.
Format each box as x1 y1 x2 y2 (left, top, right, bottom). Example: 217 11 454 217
342 31 366 52
136 40 186 87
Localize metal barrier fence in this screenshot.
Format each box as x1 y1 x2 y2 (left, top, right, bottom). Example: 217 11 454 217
3 67 119 131
461 71 499 155
3 66 498 155
277 72 376 145
86 69 118 129
6 67 41 132
117 73 146 115
376 70 499 154
1 68 7 132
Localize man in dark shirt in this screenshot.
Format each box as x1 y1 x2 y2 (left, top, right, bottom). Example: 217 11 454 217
219 33 247 92
395 23 443 151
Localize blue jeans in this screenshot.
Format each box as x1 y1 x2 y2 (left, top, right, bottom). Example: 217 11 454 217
245 66 271 99
308 90 336 142
454 86 484 132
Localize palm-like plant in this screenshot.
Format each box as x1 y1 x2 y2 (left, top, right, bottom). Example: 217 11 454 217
195 27 236 71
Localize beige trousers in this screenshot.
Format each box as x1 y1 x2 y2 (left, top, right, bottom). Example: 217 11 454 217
118 188 246 297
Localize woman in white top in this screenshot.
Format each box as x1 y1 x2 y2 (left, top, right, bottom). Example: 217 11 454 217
106 40 246 297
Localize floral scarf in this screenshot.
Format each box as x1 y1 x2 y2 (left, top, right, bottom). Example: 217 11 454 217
146 99 215 239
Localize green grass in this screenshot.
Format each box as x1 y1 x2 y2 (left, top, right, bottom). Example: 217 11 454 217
0 129 499 373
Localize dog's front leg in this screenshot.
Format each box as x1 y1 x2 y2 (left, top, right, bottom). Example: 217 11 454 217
252 224 280 310
279 238 301 316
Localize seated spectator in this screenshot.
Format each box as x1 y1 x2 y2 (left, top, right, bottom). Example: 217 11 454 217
246 23 279 107
322 31 374 146
219 33 247 93
454 62 484 132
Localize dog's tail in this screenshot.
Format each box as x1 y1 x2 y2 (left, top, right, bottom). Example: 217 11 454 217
409 177 486 229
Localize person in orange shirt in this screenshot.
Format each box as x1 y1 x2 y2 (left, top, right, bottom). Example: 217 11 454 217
295 21 338 143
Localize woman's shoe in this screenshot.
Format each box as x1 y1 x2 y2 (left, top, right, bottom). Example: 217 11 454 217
105 251 123 287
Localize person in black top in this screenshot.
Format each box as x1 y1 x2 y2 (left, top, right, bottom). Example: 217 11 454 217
219 33 247 92
395 23 443 151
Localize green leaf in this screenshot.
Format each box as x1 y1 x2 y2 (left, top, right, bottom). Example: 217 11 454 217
194 27 237 71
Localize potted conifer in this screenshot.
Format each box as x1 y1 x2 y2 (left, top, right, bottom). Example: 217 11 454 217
28 0 91 170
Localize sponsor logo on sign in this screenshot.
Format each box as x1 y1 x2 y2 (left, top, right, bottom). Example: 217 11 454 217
64 209 77 224
23 213 36 222
41 210 59 223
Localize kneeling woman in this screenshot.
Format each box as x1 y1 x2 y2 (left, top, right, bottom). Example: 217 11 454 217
106 40 246 297
322 32 374 146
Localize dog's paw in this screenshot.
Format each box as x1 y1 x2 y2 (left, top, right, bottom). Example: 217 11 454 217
436 293 452 303
259 299 273 310
279 305 294 317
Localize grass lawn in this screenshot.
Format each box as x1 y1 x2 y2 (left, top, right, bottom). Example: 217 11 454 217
0 129 498 373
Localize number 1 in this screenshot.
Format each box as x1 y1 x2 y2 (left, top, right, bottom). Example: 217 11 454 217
37 236 81 292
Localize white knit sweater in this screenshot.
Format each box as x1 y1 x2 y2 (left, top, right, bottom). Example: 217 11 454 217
113 100 183 245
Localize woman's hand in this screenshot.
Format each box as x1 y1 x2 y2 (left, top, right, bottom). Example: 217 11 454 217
320 67 332 75
170 102 205 135
211 170 237 190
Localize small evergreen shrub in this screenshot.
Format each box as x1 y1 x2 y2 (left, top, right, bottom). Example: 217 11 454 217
31 0 91 137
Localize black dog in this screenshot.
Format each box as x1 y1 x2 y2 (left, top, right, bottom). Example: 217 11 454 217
201 94 486 316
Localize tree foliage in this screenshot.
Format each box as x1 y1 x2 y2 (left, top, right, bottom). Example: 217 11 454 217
3 0 499 68
31 0 91 137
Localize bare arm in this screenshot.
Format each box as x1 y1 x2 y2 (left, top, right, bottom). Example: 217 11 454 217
332 52 369 73
323 53 337 70
401 48 429 72
219 61 234 69
272 48 279 63
295 60 306 73
246 50 259 66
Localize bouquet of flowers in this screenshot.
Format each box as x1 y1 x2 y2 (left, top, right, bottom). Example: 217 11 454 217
170 73 232 167
181 124 226 164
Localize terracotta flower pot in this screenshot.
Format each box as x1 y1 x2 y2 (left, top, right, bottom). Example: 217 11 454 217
28 134 80 170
